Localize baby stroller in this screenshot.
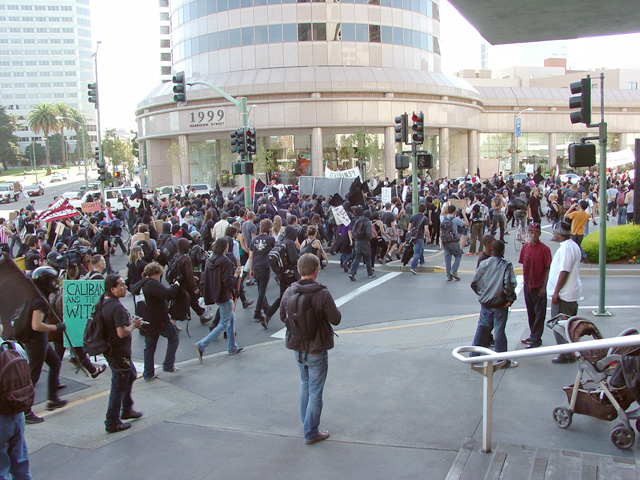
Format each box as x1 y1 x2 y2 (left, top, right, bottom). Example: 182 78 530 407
547 313 640 449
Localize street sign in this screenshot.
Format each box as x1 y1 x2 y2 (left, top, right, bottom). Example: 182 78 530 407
515 117 522 137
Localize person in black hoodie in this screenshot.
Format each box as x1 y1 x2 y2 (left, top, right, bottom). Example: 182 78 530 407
194 238 244 363
263 225 299 328
132 262 181 381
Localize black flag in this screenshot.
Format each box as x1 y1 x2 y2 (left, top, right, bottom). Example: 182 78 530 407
0 254 41 339
328 194 344 207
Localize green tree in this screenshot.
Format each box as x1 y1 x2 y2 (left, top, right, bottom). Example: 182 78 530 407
336 135 355 169
0 107 20 169
102 129 135 177
130 131 139 159
23 142 46 167
54 103 71 165
350 128 377 177
68 108 87 163
27 103 58 175
48 134 70 165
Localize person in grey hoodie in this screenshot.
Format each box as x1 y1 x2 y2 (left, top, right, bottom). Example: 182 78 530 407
194 238 244 363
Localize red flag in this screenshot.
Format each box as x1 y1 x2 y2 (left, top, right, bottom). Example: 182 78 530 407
37 198 79 223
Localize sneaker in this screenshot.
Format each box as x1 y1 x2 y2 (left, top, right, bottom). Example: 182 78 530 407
57 383 67 390
144 375 158 382
254 313 265 323
520 337 533 345
163 367 181 374
46 399 68 411
349 274 355 281
246 279 256 286
261 315 269 329
242 300 254 309
447 275 453 281
106 422 132 434
121 410 143 420
194 344 204 364
526 342 542 349
368 273 376 279
25 412 44 424
305 430 330 445
91 364 107 379
502 360 518 368
229 347 245 355
552 354 577 364
410 269 418 275
504 231 510 236
451 273 460 281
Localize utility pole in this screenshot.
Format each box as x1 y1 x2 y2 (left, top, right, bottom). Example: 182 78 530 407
91 41 104 202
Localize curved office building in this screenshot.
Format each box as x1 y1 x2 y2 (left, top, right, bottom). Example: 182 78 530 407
136 0 484 188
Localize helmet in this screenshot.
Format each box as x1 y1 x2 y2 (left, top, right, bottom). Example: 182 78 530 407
31 266 60 295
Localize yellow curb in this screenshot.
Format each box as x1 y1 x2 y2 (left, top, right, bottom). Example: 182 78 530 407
338 313 480 334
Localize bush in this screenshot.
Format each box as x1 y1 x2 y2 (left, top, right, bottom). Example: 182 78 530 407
582 224 640 262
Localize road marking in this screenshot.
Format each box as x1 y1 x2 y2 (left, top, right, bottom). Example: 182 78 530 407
337 313 479 334
271 271 402 339
509 305 640 313
515 275 524 296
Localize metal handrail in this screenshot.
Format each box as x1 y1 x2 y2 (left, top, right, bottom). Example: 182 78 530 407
451 334 640 454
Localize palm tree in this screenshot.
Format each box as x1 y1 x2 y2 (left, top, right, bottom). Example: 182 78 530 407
27 103 58 176
68 108 87 163
54 103 71 166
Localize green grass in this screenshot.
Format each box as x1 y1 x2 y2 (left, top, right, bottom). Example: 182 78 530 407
582 224 640 262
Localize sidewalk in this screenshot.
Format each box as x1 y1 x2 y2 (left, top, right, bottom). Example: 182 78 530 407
26 308 640 480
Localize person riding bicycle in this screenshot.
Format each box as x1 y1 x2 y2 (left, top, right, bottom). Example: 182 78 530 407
511 192 529 235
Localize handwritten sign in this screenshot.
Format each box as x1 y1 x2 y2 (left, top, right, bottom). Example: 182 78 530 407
63 280 104 347
381 187 392 205
331 205 350 226
81 201 102 213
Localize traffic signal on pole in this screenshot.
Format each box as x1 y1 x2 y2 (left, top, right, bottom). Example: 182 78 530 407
246 128 257 156
569 77 591 125
395 154 409 170
395 114 408 144
113 171 120 179
568 142 596 167
88 83 97 106
97 160 106 182
230 128 246 155
416 152 434 169
412 112 424 144
231 162 254 175
172 71 187 103
94 146 100 163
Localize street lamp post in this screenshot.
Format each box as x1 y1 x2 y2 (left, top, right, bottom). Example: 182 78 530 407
56 116 87 190
92 41 104 200
512 108 533 174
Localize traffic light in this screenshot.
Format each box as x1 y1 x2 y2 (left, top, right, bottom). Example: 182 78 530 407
94 146 100 163
230 128 245 155
569 77 591 125
113 171 120 179
395 154 409 170
246 128 257 156
97 160 106 182
172 71 187 103
88 83 97 106
394 114 408 144
231 162 254 175
412 112 424 143
568 142 596 167
416 152 434 169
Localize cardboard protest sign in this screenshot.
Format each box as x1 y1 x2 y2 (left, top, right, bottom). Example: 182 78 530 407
381 187 392 205
63 280 105 347
81 201 102 213
331 206 350 226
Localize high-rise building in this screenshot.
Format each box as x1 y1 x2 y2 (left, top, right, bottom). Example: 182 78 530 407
0 0 97 156
159 0 172 83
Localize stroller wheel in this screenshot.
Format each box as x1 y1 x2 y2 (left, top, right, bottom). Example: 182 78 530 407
636 419 640 433
552 407 573 429
611 424 635 450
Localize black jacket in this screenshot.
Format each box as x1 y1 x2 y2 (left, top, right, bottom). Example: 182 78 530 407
280 279 341 352
471 256 517 308
132 277 178 335
200 253 236 305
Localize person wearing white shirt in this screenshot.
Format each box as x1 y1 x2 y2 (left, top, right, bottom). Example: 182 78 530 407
547 221 582 364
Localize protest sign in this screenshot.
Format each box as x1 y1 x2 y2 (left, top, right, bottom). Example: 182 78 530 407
381 187 392 205
331 205 350 226
81 201 102 213
63 280 104 347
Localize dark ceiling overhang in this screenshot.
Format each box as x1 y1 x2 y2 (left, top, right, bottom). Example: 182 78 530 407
447 0 640 45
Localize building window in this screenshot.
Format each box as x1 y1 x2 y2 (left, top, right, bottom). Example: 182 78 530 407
161 66 172 75
313 23 326 41
160 52 171 61
629 82 638 90
298 23 311 41
159 25 170 34
160 39 170 48
369 25 381 42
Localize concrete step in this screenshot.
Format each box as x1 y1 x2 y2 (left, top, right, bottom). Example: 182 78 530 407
445 439 639 480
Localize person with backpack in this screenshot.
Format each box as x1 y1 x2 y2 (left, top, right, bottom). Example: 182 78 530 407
93 224 114 274
248 219 276 325
84 254 107 280
348 208 375 281
101 274 144 433
125 246 147 293
264 225 300 328
408 203 431 275
0 323 33 478
280 253 341 445
110 213 128 256
466 194 489 255
195 238 245 363
440 204 468 281
173 238 213 325
20 267 68 424
299 226 328 269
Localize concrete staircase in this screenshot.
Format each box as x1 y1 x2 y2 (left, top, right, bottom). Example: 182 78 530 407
445 440 639 480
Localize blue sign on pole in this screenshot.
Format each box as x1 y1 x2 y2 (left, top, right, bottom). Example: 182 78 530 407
515 117 522 138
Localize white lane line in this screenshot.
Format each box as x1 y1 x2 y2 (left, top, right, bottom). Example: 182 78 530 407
515 275 524 297
271 271 402 338
510 305 640 313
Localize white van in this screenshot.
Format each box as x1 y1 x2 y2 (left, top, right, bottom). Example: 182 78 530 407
148 185 187 202
0 183 19 203
187 183 212 195
70 188 141 211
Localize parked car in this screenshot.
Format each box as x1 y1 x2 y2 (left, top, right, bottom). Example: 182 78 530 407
188 183 212 194
62 191 80 201
148 184 187 202
24 184 44 197
512 173 529 183
50 174 63 182
560 173 581 184
0 183 19 203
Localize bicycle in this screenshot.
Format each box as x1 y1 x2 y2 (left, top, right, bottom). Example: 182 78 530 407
513 211 529 251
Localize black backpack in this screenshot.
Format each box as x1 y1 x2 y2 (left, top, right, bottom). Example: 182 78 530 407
166 253 185 284
83 298 109 356
409 216 426 240
440 216 460 244
352 218 367 240
268 243 288 275
161 237 178 266
0 341 35 415
299 239 318 258
284 286 326 343
135 240 154 263
10 300 34 344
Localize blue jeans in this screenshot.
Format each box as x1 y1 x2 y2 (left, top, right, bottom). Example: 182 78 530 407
410 238 424 270
295 351 328 441
472 306 509 354
143 322 179 380
442 241 462 276
0 414 31 480
618 206 627 225
197 300 239 353
349 242 373 277
104 356 137 428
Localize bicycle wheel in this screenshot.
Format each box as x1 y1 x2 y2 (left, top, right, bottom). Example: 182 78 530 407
120 227 131 246
514 229 522 251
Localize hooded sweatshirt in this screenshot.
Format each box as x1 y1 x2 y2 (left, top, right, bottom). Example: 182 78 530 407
200 253 236 305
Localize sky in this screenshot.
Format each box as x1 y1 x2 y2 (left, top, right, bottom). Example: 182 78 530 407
90 0 640 133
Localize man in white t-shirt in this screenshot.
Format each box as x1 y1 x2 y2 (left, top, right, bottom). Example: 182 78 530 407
547 220 582 364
